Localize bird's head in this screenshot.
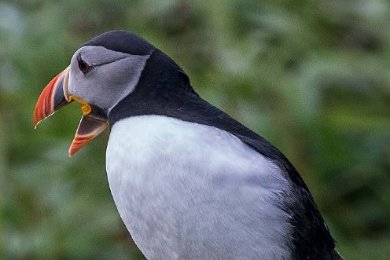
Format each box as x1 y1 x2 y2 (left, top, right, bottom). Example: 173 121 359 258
33 31 157 156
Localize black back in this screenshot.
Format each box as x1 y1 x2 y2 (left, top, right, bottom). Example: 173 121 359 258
92 31 341 259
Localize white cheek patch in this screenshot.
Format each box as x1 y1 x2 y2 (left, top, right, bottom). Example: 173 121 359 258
67 46 150 112
103 54 150 112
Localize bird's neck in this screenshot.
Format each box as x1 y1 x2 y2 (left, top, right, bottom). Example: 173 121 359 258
108 50 199 126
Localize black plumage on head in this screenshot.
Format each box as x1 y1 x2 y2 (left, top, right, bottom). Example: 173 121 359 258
83 30 154 56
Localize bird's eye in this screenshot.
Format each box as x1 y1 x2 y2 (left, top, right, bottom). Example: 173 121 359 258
77 54 92 74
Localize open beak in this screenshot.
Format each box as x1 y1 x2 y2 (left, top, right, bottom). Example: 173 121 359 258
33 66 108 156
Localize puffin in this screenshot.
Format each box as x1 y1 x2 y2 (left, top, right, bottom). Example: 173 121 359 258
33 30 342 259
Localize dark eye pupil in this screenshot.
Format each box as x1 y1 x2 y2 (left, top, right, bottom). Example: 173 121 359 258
77 54 91 74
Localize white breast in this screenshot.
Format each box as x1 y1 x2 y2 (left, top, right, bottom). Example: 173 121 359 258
106 115 292 259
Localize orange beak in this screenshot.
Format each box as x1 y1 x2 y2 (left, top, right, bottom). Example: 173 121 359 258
33 67 108 156
33 67 71 127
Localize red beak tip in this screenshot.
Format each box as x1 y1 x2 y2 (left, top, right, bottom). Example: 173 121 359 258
33 67 70 131
68 145 79 157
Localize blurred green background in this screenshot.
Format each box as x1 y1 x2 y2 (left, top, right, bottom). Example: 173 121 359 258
0 0 389 259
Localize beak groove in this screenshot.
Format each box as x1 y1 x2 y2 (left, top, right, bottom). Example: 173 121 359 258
33 66 108 156
33 67 70 128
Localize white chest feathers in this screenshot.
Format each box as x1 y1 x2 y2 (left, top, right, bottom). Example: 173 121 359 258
106 115 292 259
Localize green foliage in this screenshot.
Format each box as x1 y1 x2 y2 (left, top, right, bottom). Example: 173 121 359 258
0 0 389 259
